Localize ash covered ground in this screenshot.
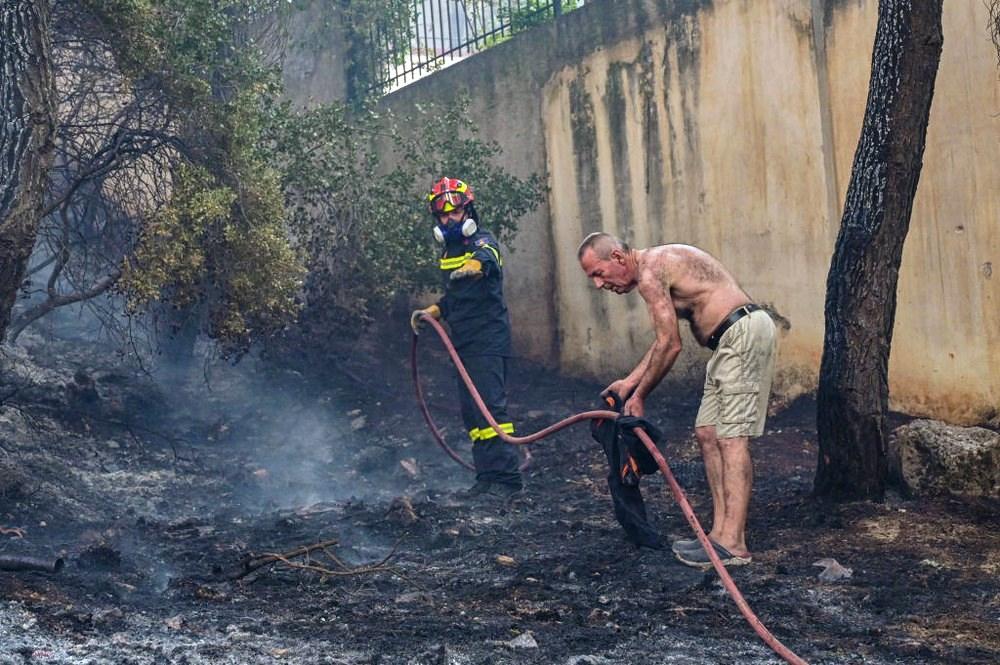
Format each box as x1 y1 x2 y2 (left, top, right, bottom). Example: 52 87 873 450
0 329 998 664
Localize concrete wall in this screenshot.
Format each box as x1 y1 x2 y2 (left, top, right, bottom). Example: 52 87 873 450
279 1 349 108
375 0 999 424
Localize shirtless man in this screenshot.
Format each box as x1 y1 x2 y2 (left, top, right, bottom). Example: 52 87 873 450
577 232 777 569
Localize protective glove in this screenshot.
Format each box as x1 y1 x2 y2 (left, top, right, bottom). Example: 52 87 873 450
410 304 440 335
449 258 483 281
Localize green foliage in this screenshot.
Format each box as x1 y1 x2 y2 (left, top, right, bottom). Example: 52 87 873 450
76 0 543 354
341 1 581 99
484 0 580 47
119 164 303 354
81 0 275 106
503 0 579 34
210 171 304 346
121 165 229 310
261 95 545 331
81 0 305 356
340 0 419 98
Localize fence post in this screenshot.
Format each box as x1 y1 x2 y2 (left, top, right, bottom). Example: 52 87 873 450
554 1 562 18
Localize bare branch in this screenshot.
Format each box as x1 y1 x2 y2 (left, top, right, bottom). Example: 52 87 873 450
7 269 122 342
223 535 412 586
24 253 58 278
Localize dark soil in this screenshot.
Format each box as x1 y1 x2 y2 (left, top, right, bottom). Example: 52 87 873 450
0 329 997 664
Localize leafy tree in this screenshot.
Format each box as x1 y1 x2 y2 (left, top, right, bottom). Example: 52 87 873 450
263 95 545 341
815 0 943 501
10 0 543 361
0 0 57 343
9 0 304 357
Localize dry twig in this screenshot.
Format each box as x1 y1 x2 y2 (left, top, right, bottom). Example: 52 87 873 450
226 536 418 587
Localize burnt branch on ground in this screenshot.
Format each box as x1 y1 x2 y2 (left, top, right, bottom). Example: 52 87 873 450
222 536 411 585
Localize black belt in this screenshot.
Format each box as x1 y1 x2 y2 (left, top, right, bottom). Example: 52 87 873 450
706 304 760 351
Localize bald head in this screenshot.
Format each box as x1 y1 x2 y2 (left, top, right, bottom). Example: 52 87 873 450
577 232 629 261
577 232 638 294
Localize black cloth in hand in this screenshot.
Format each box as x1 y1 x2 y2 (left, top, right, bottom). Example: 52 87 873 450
590 395 666 550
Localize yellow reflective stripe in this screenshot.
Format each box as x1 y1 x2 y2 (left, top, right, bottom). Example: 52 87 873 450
475 422 515 441
440 252 473 270
483 244 502 267
468 428 480 441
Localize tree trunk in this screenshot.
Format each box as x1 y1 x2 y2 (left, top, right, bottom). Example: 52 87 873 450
815 0 943 501
0 0 57 342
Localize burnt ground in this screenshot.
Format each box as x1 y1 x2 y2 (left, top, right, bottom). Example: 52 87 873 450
0 328 998 665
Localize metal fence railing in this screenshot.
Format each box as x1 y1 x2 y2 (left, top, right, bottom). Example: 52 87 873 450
366 1 583 95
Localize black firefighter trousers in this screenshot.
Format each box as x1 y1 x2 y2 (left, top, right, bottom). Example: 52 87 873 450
457 354 522 488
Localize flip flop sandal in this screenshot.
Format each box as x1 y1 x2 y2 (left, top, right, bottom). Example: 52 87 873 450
670 538 702 552
675 539 753 569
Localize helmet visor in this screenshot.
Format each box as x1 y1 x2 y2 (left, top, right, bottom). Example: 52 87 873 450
429 190 470 215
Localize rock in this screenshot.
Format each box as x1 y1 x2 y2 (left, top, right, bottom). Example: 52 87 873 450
565 657 611 665
394 591 435 605
507 631 538 649
350 415 367 430
93 607 124 625
586 608 610 625
889 420 1000 497
386 496 418 525
813 557 853 582
494 554 517 567
399 458 419 478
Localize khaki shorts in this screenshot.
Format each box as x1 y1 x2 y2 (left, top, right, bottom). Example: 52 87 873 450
695 309 777 439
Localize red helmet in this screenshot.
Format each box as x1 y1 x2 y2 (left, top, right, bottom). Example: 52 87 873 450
428 177 474 215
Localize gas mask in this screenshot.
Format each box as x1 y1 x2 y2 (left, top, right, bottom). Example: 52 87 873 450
433 216 477 244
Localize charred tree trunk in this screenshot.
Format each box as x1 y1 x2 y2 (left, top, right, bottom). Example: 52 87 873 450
815 0 943 501
0 0 57 342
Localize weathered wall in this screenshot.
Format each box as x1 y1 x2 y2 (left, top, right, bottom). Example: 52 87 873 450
279 1 349 108
372 0 999 424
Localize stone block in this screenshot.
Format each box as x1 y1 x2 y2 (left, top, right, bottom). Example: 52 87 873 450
889 419 1000 497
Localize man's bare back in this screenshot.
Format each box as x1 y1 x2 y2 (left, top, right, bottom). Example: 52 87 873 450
578 232 777 564
635 244 751 346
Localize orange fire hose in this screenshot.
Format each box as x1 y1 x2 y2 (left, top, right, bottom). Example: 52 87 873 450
412 313 809 665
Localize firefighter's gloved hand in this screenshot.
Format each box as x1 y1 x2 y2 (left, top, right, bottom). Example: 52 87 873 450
450 258 483 281
410 304 440 335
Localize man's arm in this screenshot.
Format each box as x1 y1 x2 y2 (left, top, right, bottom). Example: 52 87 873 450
622 266 682 416
603 344 654 401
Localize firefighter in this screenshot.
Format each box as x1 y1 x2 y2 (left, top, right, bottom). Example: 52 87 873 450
410 177 523 498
